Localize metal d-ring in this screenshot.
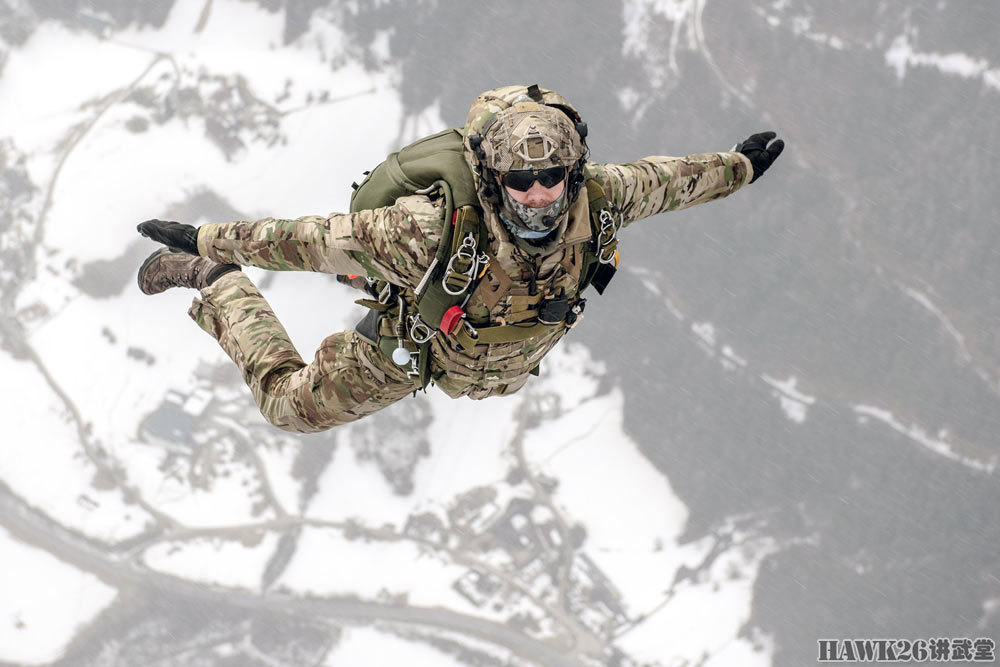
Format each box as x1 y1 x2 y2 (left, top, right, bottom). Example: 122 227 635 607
442 233 478 296
598 208 620 245
408 314 437 344
597 208 621 265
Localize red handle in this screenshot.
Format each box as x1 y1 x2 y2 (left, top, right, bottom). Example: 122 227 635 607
440 305 464 335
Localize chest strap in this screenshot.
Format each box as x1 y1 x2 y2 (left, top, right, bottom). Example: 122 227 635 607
376 316 570 350
355 178 619 390
454 320 567 350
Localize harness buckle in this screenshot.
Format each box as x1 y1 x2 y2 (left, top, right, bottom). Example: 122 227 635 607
406 347 421 377
408 314 437 344
442 233 479 296
378 282 396 304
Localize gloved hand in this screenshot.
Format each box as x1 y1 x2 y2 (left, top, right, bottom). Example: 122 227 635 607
137 219 200 255
735 131 785 183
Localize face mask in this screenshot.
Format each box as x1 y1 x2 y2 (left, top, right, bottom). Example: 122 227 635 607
498 186 568 239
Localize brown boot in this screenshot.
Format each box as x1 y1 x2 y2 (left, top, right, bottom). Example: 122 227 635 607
138 248 240 295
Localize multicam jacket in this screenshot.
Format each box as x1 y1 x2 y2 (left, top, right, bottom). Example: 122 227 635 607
197 151 752 399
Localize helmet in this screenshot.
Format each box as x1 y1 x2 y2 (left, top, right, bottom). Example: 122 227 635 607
464 85 589 243
478 102 584 173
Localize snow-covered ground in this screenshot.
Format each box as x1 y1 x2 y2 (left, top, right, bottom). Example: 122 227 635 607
322 626 467 667
0 527 118 665
0 1 779 664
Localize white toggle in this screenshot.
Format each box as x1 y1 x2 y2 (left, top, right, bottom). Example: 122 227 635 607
392 347 412 365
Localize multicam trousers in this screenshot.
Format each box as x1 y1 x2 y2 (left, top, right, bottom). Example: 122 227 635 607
188 271 419 433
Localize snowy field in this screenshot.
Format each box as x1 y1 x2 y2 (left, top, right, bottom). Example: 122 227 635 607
16 0 995 664
0 1 778 663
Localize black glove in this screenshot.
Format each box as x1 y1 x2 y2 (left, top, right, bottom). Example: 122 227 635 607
735 131 784 183
137 219 200 255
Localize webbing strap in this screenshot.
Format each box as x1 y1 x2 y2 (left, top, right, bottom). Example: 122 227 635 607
453 206 484 253
417 204 484 329
378 303 561 350
453 321 562 350
579 179 619 295
428 180 457 273
586 178 607 208
586 180 619 259
439 206 484 296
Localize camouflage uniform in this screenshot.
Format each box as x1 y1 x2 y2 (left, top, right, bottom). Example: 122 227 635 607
191 87 753 433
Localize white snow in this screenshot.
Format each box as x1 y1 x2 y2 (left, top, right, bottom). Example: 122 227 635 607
274 527 480 615
0 0 788 663
623 0 695 55
306 389 520 530
254 440 307 514
45 114 234 265
691 320 717 348
0 23 144 157
123 0 287 53
114 436 276 527
721 344 748 369
523 377 706 615
26 286 215 444
621 0 699 95
853 405 996 473
0 1 398 270
762 374 816 424
520 347 778 665
142 532 281 589
885 34 1000 92
3 0 412 532
0 527 118 665
532 341 606 411
323 626 467 667
0 352 153 543
520 342 771 666
896 281 974 366
614 532 778 667
778 396 808 424
761 374 815 405
254 269 370 371
757 9 848 51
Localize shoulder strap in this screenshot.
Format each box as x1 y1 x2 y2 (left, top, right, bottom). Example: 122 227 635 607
416 202 486 329
578 179 620 295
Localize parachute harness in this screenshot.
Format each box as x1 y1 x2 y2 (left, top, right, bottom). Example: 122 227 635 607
346 85 621 391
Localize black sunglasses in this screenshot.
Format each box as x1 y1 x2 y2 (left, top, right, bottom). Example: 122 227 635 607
500 166 567 192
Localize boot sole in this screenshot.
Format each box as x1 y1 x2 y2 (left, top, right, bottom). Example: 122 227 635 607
137 247 176 295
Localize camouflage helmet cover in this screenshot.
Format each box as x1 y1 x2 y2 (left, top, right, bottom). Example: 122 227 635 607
478 102 584 172
463 85 587 175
